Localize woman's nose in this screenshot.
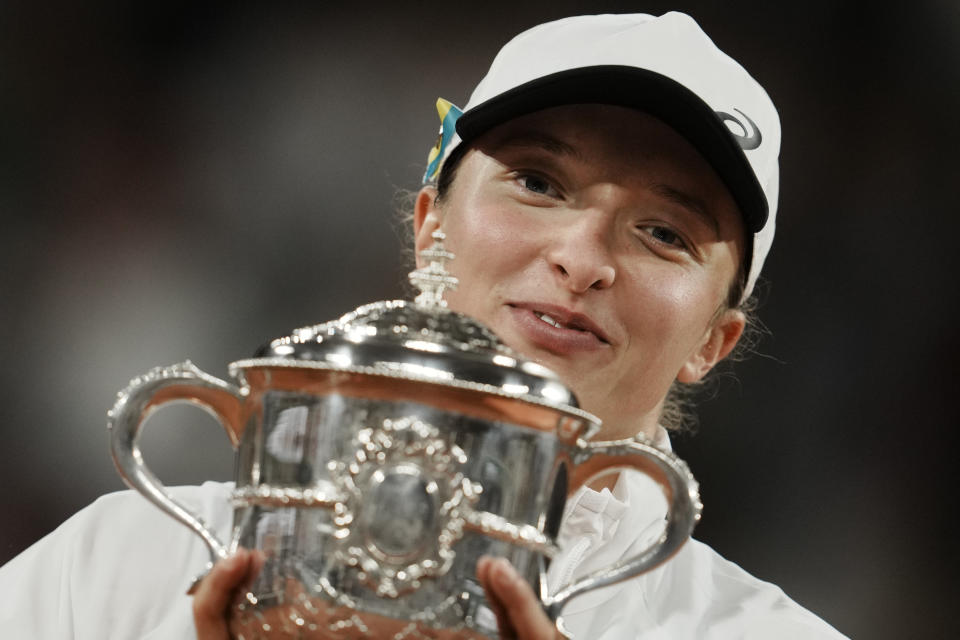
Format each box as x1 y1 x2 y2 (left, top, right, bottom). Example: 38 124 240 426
546 214 616 292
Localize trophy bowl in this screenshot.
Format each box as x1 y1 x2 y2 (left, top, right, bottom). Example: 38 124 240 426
108 233 701 639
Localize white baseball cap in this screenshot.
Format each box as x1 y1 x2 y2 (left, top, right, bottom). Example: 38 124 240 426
424 12 781 303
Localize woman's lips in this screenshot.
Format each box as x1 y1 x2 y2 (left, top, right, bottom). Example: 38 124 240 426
506 303 610 354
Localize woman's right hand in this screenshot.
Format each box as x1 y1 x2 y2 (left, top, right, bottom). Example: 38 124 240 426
192 549 262 640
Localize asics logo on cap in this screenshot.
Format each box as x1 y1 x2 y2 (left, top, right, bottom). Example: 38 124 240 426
716 108 762 150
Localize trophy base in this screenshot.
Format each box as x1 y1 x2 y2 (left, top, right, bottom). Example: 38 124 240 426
230 580 497 640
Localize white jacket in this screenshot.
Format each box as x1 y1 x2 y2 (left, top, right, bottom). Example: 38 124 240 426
548 468 846 638
0 455 846 639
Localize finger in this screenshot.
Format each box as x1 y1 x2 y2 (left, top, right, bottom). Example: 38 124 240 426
477 556 515 638
239 549 266 594
192 549 252 640
480 557 560 640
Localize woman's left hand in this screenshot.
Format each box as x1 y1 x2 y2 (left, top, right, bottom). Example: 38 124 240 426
476 556 564 640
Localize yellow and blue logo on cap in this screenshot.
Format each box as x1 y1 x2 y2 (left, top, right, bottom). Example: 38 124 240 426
423 98 463 183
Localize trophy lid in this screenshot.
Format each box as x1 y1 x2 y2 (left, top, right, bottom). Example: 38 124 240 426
243 231 586 414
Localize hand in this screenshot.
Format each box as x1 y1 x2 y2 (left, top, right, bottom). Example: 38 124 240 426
476 556 564 640
192 549 262 640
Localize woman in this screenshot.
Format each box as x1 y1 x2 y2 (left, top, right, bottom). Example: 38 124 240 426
194 12 844 640
0 12 845 640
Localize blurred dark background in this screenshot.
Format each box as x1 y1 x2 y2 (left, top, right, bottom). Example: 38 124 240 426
1 1 957 637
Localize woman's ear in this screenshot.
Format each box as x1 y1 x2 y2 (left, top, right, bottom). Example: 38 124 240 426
414 186 441 268
676 309 746 383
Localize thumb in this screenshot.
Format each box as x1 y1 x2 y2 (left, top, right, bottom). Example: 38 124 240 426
478 556 561 640
192 550 255 640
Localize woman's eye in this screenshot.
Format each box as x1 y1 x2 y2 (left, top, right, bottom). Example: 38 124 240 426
641 225 687 250
517 174 557 197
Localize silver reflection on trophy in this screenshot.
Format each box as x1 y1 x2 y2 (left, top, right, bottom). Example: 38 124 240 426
108 231 702 639
409 229 459 308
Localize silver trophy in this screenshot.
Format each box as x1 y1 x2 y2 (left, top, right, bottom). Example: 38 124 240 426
109 231 702 639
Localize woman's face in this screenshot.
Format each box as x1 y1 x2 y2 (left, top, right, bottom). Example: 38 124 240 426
415 105 746 439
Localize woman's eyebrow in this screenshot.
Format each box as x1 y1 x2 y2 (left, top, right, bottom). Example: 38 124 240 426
488 131 584 161
651 183 719 238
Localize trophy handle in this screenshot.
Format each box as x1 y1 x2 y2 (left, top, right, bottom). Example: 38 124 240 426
542 437 702 619
107 360 247 563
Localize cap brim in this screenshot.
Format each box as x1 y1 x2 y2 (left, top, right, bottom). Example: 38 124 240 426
455 65 768 233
